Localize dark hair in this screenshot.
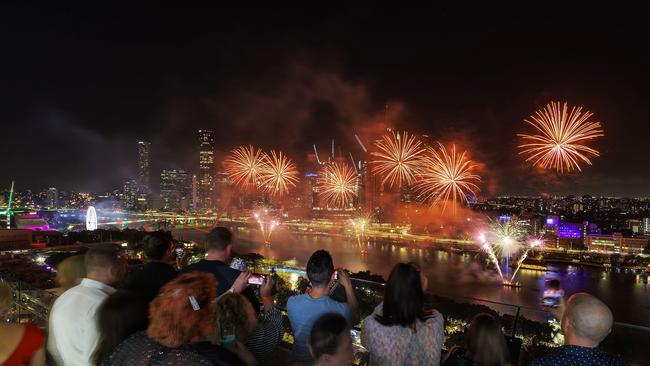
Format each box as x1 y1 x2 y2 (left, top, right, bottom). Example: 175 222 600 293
306 250 334 287
212 292 251 344
310 313 348 361
85 243 124 274
466 313 510 366
206 227 232 251
376 263 428 327
93 290 149 364
142 230 174 260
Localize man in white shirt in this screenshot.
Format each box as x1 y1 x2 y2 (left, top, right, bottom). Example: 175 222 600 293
48 243 127 366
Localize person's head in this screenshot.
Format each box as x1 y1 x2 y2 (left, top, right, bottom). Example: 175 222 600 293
0 280 12 317
93 290 149 365
378 263 426 327
212 292 258 344
55 254 86 289
148 272 217 348
309 313 353 366
205 227 233 256
85 243 127 286
562 292 613 348
141 230 174 261
307 250 335 288
465 313 510 366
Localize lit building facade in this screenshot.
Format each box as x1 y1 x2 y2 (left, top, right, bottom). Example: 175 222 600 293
160 169 191 211
586 233 648 254
138 141 151 193
191 174 199 209
644 217 650 234
198 130 215 209
46 188 58 209
123 180 139 210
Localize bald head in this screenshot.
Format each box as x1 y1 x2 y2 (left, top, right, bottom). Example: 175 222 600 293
563 293 613 347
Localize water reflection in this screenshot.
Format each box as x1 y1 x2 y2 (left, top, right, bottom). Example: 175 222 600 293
174 227 650 326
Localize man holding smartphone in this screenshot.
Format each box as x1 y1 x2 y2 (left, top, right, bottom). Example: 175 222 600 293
182 227 260 312
287 250 360 363
530 293 624 366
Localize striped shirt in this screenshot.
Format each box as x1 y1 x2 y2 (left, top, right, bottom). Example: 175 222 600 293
245 306 284 366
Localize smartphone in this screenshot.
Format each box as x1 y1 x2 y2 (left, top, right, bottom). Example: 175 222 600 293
541 278 563 308
349 329 361 343
247 273 266 286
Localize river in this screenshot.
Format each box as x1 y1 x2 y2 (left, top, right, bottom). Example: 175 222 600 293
173 226 650 327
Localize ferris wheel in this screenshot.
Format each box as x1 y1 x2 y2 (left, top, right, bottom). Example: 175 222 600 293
86 206 98 231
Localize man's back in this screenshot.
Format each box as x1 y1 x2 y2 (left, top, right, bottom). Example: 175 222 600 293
48 278 116 366
125 261 177 302
287 294 354 361
182 259 237 294
182 259 259 311
530 345 625 366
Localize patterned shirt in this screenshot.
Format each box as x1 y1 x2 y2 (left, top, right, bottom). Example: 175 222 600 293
361 306 444 366
245 306 284 366
529 345 626 366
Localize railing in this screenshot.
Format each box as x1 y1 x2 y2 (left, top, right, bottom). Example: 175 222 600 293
2 275 649 366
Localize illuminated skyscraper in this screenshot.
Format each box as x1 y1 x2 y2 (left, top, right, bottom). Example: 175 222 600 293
160 169 191 211
138 141 151 193
46 188 58 208
191 174 199 209
198 130 215 209
123 180 139 210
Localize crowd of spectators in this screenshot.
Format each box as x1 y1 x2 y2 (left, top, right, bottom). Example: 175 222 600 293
0 226 626 365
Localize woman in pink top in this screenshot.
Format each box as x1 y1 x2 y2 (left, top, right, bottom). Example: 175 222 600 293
361 263 444 366
0 281 46 366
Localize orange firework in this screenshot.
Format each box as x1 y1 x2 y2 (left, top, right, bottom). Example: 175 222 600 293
317 162 358 208
223 145 268 190
371 131 426 188
518 101 604 173
415 142 480 211
260 150 299 196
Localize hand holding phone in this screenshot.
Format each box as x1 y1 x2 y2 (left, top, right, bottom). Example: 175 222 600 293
247 273 266 286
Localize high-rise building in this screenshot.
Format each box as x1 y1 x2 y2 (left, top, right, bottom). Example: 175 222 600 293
643 217 650 234
191 174 199 209
198 130 215 209
160 169 191 211
138 141 151 193
123 180 139 210
46 188 58 209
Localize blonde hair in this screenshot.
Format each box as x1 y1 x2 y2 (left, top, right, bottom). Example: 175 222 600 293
56 254 86 289
0 280 13 316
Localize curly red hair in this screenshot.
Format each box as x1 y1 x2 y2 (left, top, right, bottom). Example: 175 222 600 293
147 272 217 347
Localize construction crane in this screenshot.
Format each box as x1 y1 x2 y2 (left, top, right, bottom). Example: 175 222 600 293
1 181 15 229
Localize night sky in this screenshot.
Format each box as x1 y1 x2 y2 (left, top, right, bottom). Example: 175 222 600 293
3 4 650 197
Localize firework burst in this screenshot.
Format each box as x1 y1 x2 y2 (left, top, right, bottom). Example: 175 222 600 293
349 212 373 253
223 145 268 190
415 142 480 212
317 162 358 208
518 101 604 173
253 210 278 245
371 131 426 188
260 150 299 196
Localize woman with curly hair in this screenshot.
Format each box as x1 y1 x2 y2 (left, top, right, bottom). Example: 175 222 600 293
100 272 248 366
213 276 282 366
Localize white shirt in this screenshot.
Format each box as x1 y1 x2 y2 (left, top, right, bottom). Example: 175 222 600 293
47 278 116 366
